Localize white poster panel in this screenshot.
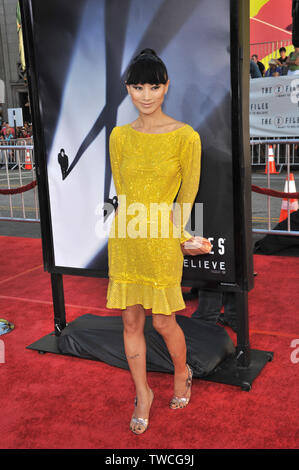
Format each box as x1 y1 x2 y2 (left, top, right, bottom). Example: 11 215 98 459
8 108 23 128
250 76 299 137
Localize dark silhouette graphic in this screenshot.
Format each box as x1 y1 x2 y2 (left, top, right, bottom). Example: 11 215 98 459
103 196 118 222
58 148 69 180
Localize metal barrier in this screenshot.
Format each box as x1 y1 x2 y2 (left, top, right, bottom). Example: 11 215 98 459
251 137 299 170
0 143 39 222
0 138 33 147
0 138 33 168
251 138 299 238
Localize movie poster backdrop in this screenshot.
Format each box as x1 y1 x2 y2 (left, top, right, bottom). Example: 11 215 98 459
21 0 247 286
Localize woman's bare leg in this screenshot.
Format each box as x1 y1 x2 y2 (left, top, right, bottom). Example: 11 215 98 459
152 313 190 398
122 304 153 431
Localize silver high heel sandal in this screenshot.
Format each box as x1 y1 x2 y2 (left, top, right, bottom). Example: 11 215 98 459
130 389 154 435
169 364 193 409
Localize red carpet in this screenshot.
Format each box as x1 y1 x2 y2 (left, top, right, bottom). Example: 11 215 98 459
0 235 298 449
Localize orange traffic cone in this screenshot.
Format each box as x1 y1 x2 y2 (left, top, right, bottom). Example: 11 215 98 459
264 145 279 174
25 149 32 170
279 173 298 223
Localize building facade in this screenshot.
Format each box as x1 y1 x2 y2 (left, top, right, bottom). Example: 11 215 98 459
0 0 29 124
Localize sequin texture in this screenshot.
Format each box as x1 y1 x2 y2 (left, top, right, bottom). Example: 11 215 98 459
106 124 201 315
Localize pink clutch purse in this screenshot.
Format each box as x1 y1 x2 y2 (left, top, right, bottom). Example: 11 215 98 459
180 236 212 256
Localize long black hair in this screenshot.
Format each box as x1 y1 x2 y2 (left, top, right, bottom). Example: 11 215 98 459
125 48 168 85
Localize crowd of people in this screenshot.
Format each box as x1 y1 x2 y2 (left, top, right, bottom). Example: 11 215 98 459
250 46 299 78
0 120 33 143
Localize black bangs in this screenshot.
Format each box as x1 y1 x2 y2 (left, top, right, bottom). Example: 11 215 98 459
125 57 168 85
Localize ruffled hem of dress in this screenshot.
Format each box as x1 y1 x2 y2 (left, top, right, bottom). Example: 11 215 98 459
106 279 186 315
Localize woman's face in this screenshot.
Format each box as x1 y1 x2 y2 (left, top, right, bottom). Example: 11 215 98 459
126 81 169 115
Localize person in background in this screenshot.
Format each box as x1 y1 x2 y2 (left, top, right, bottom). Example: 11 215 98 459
27 123 33 136
1 122 8 136
250 59 262 78
251 54 265 76
3 126 16 167
183 273 258 332
277 47 288 65
286 45 299 75
265 59 282 77
184 289 237 332
277 47 289 75
4 127 13 142
20 126 30 138
16 127 22 139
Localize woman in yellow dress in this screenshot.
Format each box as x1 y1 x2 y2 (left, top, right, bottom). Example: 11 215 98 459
106 48 202 435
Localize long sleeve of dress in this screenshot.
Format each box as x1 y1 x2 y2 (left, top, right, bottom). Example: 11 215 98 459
109 127 122 198
173 133 202 244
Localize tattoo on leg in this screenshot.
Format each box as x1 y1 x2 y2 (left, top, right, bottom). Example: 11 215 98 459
128 353 140 360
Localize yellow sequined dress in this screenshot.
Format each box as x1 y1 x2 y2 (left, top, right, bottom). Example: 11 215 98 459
106 123 201 315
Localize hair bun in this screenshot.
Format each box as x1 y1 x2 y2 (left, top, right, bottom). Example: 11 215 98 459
139 48 157 57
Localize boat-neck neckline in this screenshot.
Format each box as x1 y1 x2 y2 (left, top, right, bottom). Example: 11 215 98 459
127 123 188 135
